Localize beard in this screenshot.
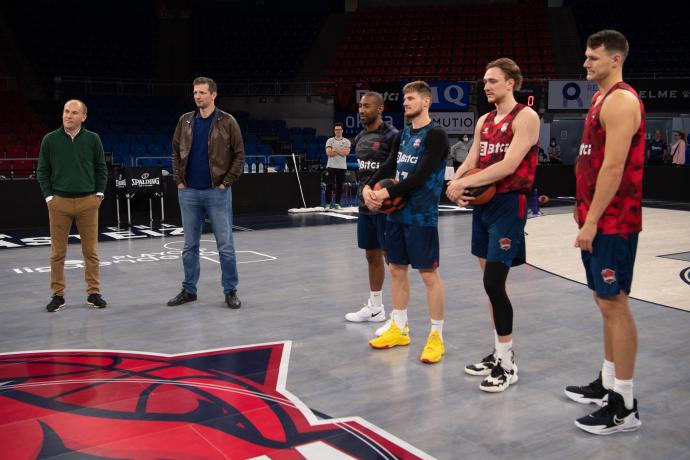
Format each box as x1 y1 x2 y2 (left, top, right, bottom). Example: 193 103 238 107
404 106 422 119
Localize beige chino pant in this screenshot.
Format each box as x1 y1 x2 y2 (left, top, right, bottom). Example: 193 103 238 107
47 194 101 296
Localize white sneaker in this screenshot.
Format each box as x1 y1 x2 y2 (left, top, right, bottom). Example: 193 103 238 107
345 303 386 323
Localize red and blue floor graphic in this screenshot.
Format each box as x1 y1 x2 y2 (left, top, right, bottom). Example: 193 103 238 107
0 343 430 459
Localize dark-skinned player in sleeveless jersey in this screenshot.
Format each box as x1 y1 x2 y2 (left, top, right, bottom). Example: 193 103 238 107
447 58 539 393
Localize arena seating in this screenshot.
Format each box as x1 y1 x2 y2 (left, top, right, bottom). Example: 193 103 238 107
569 0 690 75
190 8 327 82
3 2 155 84
0 92 47 177
324 2 554 83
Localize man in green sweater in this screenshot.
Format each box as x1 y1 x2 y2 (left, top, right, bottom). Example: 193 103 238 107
37 99 108 312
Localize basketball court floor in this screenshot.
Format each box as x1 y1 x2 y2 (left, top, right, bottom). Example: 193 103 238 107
1 202 688 459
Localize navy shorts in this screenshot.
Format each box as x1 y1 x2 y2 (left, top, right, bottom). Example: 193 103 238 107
357 213 387 250
385 221 439 270
581 233 638 297
471 192 527 267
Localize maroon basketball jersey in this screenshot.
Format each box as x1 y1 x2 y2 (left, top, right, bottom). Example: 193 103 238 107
478 103 537 194
576 81 645 234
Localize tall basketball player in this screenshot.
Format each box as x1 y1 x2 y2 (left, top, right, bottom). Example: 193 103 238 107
446 58 539 392
565 29 644 435
363 81 449 364
345 92 398 327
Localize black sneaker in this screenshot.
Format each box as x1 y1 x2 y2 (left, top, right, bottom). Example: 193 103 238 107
479 357 518 392
167 289 197 306
464 350 496 376
565 372 608 406
575 390 641 435
46 295 65 312
87 293 107 309
225 291 241 309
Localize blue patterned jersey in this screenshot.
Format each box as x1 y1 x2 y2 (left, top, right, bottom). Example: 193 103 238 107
389 123 447 227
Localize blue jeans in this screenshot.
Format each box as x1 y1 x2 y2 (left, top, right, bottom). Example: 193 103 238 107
178 187 238 294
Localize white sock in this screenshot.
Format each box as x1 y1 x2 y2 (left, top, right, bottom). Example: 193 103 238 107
391 309 407 330
602 360 615 390
614 378 634 410
430 319 444 339
369 291 383 309
494 330 499 353
496 340 513 370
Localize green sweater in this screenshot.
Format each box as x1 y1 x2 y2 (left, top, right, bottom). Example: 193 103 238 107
37 127 107 198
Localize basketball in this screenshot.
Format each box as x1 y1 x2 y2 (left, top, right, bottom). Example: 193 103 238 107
461 168 496 205
373 178 405 214
538 195 550 206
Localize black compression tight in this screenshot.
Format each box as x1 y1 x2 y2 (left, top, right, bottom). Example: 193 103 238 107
483 261 513 336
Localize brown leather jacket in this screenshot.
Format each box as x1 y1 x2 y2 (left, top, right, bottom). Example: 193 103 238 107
172 108 245 187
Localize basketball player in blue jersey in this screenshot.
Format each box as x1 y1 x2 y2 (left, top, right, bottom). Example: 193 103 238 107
447 58 540 392
345 92 399 329
363 81 449 364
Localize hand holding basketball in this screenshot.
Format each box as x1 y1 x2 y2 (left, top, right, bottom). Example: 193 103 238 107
373 178 405 214
460 168 496 205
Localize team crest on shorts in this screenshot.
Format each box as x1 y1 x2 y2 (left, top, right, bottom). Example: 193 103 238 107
499 237 512 250
0 344 429 459
601 268 616 284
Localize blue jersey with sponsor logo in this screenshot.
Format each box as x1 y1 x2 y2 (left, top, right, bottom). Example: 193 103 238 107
390 123 446 227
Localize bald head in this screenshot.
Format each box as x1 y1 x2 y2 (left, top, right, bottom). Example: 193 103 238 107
64 99 87 115
62 99 87 132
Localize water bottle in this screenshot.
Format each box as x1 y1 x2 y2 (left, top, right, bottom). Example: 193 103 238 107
258 161 264 173
243 162 249 173
251 162 257 173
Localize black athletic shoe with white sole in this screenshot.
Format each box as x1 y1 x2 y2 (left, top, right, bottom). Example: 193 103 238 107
46 295 66 312
87 293 107 309
464 351 496 376
565 372 608 406
479 357 518 392
575 390 641 435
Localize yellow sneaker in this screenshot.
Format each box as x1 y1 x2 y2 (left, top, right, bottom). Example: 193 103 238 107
368 320 410 349
420 331 444 363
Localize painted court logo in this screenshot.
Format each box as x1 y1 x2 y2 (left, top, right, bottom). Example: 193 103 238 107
0 344 429 459
601 268 616 284
680 266 690 286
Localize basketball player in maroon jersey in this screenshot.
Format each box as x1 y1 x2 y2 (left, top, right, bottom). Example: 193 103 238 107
446 58 539 392
564 30 644 435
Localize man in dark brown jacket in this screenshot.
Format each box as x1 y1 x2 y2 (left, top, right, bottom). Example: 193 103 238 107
167 77 245 309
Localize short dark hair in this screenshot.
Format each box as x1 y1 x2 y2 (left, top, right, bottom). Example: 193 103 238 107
587 30 629 60
193 76 218 93
361 91 384 106
402 80 432 99
334 122 343 128
486 58 523 91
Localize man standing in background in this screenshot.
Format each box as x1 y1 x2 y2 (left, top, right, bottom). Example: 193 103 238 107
324 122 351 209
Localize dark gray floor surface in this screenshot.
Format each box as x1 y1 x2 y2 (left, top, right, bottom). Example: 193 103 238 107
1 211 688 459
